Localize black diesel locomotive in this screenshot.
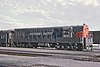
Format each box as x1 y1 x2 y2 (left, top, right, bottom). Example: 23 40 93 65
0 24 93 51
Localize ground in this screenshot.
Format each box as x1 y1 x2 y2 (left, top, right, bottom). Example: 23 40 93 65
0 54 100 67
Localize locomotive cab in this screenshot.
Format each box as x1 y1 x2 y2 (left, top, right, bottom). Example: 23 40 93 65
82 24 93 50
75 24 93 50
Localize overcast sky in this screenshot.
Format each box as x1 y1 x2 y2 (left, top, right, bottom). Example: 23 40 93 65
0 0 100 31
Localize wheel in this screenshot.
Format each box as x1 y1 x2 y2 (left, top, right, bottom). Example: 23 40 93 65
66 45 71 50
61 45 65 50
55 45 60 50
76 44 83 51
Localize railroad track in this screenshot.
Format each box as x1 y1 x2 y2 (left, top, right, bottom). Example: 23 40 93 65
0 47 100 55
0 47 94 56
0 47 100 62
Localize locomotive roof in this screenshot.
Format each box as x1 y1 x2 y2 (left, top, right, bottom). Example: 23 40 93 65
0 30 14 33
14 25 83 30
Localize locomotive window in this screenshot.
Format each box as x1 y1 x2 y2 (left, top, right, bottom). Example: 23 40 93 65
63 30 70 34
73 26 82 32
64 31 70 35
63 28 72 37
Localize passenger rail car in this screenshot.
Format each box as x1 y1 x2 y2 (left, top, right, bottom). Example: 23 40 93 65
13 24 93 51
90 31 100 44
